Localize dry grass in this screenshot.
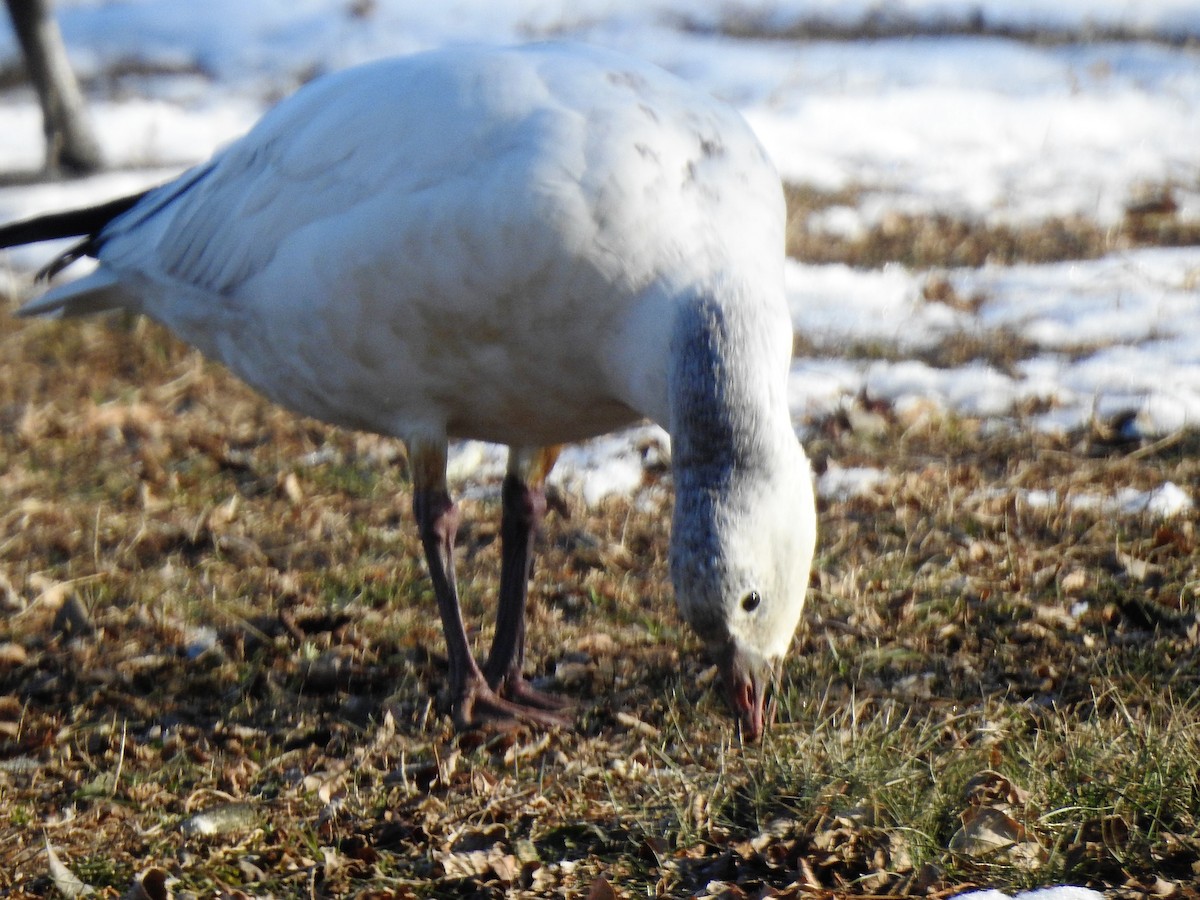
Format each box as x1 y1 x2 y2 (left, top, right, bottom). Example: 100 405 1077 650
675 9 1200 48
783 182 1200 269
0 291 1198 898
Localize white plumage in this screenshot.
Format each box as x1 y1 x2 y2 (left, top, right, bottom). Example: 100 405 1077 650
3 42 817 739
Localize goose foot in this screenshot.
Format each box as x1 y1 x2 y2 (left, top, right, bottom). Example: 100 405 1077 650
492 671 574 713
454 674 572 732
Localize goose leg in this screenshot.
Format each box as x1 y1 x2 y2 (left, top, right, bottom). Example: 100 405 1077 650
483 446 571 716
408 440 565 732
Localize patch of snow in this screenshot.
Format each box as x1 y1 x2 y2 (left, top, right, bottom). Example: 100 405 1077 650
447 427 669 507
551 427 669 507
955 888 1104 900
786 248 1200 437
817 464 889 501
1019 482 1193 518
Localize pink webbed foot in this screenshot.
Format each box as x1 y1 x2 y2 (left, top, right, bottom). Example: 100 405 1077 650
453 674 572 733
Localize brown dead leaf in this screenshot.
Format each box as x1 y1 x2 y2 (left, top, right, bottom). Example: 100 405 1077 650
179 801 258 837
588 876 617 900
433 843 521 884
1124 874 1180 897
553 659 592 685
503 731 552 765
1153 523 1194 553
279 470 304 503
1035 602 1079 631
0 642 28 668
0 694 23 719
28 573 72 610
615 711 660 739
948 805 1025 854
0 570 21 612
82 400 164 438
1114 550 1162 585
1060 568 1089 595
491 853 522 885
962 769 1029 807
797 855 822 888
578 633 616 655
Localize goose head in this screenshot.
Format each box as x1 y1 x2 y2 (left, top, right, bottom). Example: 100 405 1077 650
670 436 816 740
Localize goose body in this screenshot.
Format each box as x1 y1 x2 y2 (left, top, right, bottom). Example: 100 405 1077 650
3 42 817 739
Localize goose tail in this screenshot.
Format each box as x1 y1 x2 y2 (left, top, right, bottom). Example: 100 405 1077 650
16 268 129 319
1 193 151 318
0 190 149 281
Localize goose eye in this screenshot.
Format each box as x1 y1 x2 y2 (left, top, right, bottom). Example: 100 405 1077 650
741 590 762 613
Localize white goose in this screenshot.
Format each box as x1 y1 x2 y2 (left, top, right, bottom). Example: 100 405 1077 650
0 42 817 739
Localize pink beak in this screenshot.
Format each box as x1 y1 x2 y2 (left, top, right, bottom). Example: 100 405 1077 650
717 641 775 741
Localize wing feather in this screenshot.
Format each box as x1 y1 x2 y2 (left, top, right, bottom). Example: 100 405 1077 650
96 74 391 296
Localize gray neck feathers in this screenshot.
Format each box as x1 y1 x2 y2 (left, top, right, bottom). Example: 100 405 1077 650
667 295 777 488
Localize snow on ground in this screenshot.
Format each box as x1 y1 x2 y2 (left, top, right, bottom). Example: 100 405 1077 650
819 462 1194 518
787 249 1200 435
955 887 1104 900
0 1 1197 511
1023 481 1194 518
3 2 1199 225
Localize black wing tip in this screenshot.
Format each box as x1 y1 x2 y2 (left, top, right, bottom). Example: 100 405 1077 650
0 190 150 252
